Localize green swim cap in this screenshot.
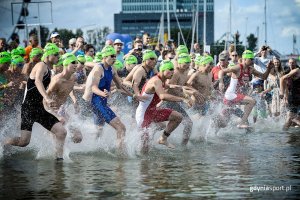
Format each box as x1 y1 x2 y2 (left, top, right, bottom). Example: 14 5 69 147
125 55 138 65
113 60 124 70
0 52 11 64
16 46 25 55
63 53 77 67
178 53 191 64
43 43 59 58
85 55 93 62
228 63 236 68
11 55 24 65
195 55 203 65
200 55 213 66
77 55 86 64
53 57 63 67
93 52 102 63
176 45 188 54
30 48 43 59
11 49 21 56
242 50 254 59
160 60 174 72
142 50 157 61
101 45 116 57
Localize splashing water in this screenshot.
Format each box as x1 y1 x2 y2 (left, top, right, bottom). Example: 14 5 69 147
0 97 288 161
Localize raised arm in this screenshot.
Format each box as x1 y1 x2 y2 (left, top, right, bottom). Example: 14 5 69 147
251 61 273 80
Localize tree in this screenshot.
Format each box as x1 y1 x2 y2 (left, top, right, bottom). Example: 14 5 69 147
247 33 258 51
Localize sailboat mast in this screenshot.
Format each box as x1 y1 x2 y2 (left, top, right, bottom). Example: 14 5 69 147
196 0 199 43
264 0 267 45
203 0 206 48
167 0 171 40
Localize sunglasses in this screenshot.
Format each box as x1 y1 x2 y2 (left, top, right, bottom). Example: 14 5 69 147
110 55 116 58
53 53 59 57
149 58 156 61
71 61 78 65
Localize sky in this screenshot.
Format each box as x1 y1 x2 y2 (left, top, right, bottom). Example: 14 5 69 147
0 0 299 55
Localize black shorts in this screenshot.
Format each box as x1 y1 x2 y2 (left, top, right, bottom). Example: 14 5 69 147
21 103 59 132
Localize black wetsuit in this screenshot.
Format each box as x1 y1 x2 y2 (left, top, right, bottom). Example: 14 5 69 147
21 64 59 131
288 76 300 114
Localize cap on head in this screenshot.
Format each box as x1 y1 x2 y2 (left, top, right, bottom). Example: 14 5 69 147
30 48 43 59
200 55 213 66
43 43 59 58
85 55 93 62
195 55 203 65
11 55 24 65
142 50 157 61
11 49 21 56
77 55 86 64
219 52 228 61
62 53 77 67
178 53 191 64
176 45 188 55
0 51 11 64
16 46 25 55
50 32 60 39
242 50 254 59
101 45 116 57
113 39 124 45
160 60 174 72
252 79 264 87
93 52 102 63
69 38 76 45
125 55 138 65
113 60 124 70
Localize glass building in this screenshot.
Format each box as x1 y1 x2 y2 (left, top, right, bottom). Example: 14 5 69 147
114 0 214 44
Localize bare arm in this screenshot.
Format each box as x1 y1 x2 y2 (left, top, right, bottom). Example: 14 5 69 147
251 61 273 80
112 67 133 97
280 68 299 96
154 79 184 102
218 65 240 84
186 71 199 86
132 69 144 95
91 68 108 98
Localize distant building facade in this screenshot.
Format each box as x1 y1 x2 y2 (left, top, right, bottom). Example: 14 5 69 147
114 0 214 44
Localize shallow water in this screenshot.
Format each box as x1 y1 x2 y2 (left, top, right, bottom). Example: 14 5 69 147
1 106 300 199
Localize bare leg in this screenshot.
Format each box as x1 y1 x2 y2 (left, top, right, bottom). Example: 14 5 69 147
69 126 83 143
109 117 126 153
181 117 193 146
238 96 256 128
96 126 104 139
158 111 182 148
50 122 67 159
140 131 149 154
5 130 32 147
283 112 295 131
292 116 300 126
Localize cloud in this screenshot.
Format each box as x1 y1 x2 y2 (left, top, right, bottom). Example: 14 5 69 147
281 26 300 37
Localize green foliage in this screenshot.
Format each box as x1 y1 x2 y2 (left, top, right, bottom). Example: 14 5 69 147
247 33 258 51
53 28 83 48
